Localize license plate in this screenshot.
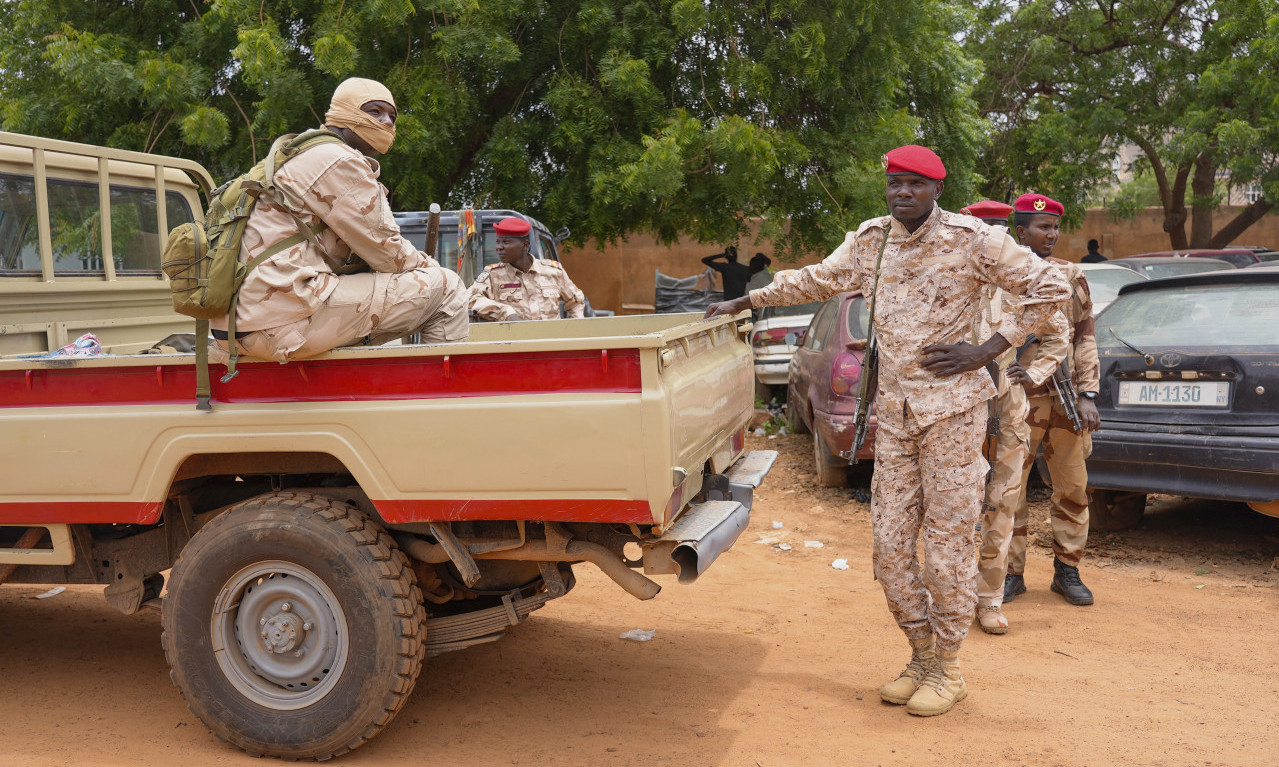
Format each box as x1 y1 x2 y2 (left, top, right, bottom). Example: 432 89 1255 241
1117 381 1230 407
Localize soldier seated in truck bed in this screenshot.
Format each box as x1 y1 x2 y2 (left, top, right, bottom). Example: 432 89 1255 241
212 77 468 363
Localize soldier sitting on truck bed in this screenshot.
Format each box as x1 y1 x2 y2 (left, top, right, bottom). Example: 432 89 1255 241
468 217 586 321
211 77 469 363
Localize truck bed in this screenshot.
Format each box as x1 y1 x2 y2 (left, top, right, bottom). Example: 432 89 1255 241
0 313 754 531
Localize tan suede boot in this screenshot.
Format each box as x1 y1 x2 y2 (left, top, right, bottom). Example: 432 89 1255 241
977 598 1009 635
879 635 936 705
906 647 967 716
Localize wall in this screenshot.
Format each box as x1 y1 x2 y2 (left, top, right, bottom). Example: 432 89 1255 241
561 206 1279 315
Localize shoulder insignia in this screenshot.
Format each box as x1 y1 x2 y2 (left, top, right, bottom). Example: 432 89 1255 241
485 263 501 270
538 258 563 269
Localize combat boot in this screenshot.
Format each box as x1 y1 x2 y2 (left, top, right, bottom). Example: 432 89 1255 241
977 598 1009 635
906 648 967 716
1003 573 1026 603
879 635 936 705
1051 558 1094 605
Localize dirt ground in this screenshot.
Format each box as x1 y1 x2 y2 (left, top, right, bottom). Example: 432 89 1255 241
3 432 1279 767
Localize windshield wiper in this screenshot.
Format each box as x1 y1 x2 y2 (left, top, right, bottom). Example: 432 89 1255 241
1108 327 1155 364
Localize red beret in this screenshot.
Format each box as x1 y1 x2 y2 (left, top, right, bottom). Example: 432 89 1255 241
493 216 531 237
1013 193 1064 216
882 145 946 180
960 200 1014 220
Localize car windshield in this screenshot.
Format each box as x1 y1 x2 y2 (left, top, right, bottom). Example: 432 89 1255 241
1130 260 1232 280
1098 283 1279 350
1083 269 1146 307
760 302 821 320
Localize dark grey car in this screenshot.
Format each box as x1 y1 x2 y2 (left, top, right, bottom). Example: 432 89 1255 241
1085 268 1279 529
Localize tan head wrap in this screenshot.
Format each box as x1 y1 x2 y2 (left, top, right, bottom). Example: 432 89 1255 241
324 78 398 154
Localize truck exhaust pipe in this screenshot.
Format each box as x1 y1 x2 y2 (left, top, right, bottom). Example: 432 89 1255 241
643 499 750 584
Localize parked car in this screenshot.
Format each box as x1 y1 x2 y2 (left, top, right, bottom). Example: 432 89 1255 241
750 301 821 399
1077 262 1147 315
785 292 873 487
1110 256 1234 280
1084 267 1279 530
1120 248 1261 268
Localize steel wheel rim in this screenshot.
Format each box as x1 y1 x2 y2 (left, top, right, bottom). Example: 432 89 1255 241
211 560 349 710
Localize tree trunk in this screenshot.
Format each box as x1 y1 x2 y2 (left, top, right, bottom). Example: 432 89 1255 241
1188 152 1217 249
1209 198 1276 248
1161 164 1191 250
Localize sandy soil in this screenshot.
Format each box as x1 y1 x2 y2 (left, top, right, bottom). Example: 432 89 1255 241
3 432 1279 767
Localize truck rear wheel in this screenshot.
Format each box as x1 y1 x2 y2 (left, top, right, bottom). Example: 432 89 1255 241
813 430 848 488
162 492 426 760
1088 489 1147 532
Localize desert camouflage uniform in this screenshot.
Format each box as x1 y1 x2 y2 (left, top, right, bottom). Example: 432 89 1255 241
1008 260 1101 572
749 207 1070 652
468 259 586 321
212 135 468 362
974 288 1071 606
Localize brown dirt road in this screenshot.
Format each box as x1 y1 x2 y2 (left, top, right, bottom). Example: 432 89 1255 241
3 432 1278 767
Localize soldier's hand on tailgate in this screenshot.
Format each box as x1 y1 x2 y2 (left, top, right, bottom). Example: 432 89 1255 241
1077 397 1101 432
1006 362 1032 386
921 341 994 376
704 295 752 319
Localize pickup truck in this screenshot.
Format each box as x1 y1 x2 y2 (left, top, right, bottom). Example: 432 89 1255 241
0 310 773 759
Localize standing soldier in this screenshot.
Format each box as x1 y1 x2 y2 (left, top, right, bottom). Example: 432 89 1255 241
468 217 586 321
1003 194 1101 607
705 146 1070 716
968 200 1071 635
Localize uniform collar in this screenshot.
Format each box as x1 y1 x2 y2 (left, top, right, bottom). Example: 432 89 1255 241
888 204 942 244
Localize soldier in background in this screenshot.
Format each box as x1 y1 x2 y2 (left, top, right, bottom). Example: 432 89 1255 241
1003 194 1101 607
469 217 585 321
967 197 1071 635
1081 239 1107 263
960 200 1014 229
706 145 1070 717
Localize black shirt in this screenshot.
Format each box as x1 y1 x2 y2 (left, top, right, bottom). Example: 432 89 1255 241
702 257 751 300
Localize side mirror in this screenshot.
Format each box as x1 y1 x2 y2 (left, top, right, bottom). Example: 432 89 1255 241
554 227 571 244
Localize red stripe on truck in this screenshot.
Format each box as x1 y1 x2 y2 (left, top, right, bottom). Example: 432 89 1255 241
372 498 655 523
0 349 643 407
0 498 652 525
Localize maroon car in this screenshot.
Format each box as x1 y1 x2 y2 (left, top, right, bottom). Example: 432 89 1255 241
785 292 874 486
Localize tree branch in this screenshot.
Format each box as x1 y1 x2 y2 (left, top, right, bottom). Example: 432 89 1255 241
1209 198 1275 248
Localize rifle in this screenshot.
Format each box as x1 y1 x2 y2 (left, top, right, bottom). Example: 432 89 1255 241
424 203 441 259
1015 334 1083 432
844 331 879 465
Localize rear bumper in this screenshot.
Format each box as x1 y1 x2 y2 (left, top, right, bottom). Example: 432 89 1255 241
815 409 877 462
752 357 792 385
1088 426 1279 503
643 450 777 583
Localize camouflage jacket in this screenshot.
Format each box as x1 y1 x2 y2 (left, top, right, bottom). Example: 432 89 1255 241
469 259 585 321
214 135 440 333
1023 258 1101 396
749 207 1070 427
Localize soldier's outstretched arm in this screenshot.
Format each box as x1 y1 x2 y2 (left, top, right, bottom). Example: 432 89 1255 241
1024 309 1071 387
468 273 516 321
560 271 586 318
973 230 1070 347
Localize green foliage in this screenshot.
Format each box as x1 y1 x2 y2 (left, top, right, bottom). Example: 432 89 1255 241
965 0 1279 247
0 0 986 257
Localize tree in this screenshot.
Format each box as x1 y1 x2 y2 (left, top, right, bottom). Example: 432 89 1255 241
0 0 986 258
965 0 1279 248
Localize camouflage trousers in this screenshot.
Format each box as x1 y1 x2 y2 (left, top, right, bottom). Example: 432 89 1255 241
871 399 987 654
226 268 469 363
1007 394 1091 573
976 384 1031 606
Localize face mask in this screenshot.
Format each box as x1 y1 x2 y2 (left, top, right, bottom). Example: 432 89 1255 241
324 77 397 154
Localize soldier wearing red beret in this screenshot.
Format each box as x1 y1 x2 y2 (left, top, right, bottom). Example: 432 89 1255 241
707 145 1071 716
960 200 1014 228
468 216 586 321
1001 193 1100 610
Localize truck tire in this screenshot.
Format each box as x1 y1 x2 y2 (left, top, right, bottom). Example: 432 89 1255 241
813 430 848 488
161 492 426 760
1088 489 1147 532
